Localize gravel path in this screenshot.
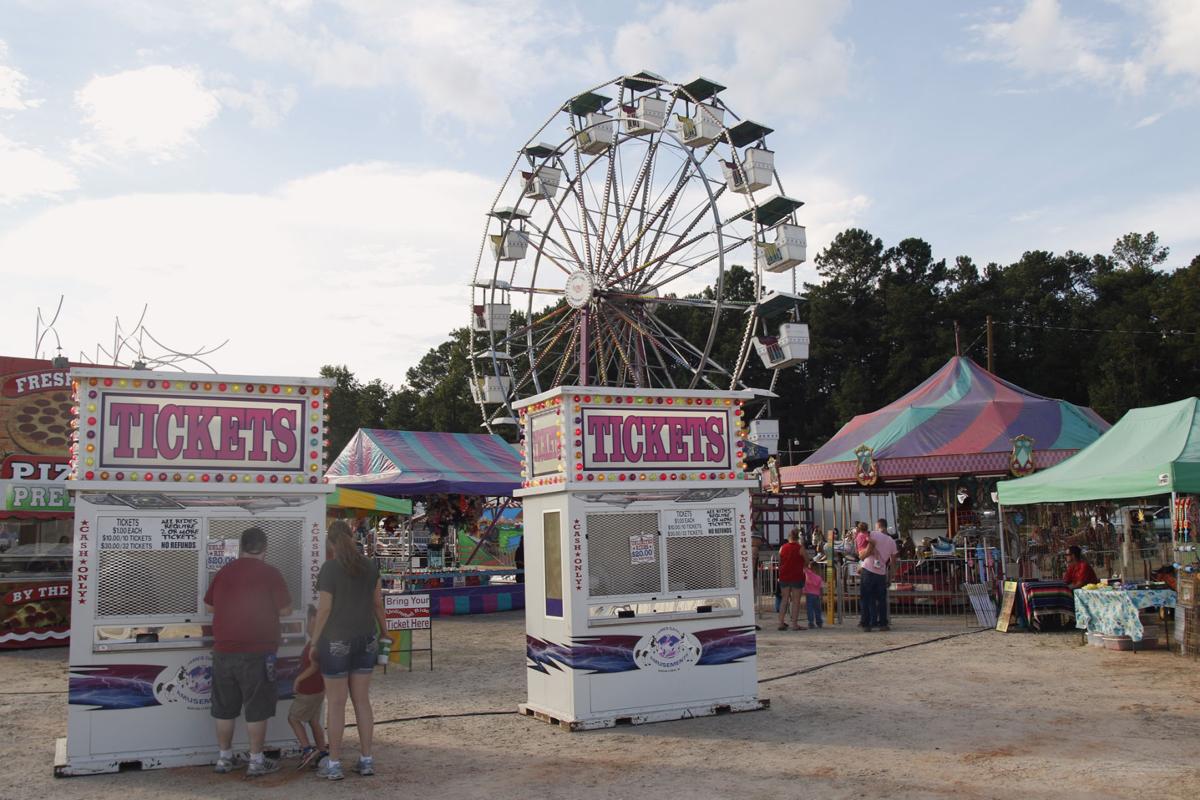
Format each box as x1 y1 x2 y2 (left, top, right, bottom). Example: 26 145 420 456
3 612 1198 799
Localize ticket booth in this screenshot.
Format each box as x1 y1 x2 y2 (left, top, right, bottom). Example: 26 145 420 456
516 387 767 730
55 368 333 775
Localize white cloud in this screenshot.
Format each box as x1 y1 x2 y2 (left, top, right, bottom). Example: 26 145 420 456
968 0 1130 88
76 65 220 160
0 39 41 110
0 162 496 383
96 0 605 131
611 0 853 122
1134 112 1163 128
0 134 78 204
214 80 298 128
967 0 1200 97
1143 0 1200 79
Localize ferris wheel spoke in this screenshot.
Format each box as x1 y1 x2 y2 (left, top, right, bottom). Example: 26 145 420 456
607 184 725 288
551 315 583 388
599 134 659 284
604 141 694 284
643 312 733 390
569 149 595 274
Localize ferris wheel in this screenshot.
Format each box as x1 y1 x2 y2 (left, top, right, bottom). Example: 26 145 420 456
469 72 811 430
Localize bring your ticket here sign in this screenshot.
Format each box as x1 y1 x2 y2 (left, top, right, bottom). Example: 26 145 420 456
384 593 431 630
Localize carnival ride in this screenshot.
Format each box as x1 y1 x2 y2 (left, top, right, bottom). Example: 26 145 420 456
468 72 811 437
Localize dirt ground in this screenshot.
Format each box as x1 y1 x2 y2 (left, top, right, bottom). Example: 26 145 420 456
3 612 1198 800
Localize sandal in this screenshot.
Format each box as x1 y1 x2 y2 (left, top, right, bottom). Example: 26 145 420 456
777 623 788 630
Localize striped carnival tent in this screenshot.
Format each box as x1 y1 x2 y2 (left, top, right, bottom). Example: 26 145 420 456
325 429 522 496
780 356 1109 488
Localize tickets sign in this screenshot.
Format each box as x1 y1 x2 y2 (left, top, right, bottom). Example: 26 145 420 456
384 593 431 630
581 408 731 471
529 411 562 477
97 517 200 551
99 394 304 471
71 368 333 484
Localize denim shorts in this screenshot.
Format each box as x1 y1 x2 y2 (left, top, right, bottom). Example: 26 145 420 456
317 634 377 677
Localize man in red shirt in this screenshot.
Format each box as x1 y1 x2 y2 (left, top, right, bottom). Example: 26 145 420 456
777 529 808 631
1063 545 1099 589
203 527 293 777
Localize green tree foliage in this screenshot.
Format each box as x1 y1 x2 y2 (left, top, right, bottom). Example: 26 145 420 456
321 230 1198 466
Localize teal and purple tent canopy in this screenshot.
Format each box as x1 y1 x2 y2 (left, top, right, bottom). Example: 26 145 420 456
325 429 522 497
781 357 1109 487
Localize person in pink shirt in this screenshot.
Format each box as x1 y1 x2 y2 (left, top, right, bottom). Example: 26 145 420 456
855 521 897 631
803 562 824 629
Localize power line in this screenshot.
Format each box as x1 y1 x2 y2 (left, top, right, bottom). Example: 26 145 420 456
995 320 1200 337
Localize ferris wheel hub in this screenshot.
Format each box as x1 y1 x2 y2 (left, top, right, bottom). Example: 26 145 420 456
564 270 595 310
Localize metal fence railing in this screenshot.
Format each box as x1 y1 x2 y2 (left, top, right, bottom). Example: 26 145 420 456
837 558 974 623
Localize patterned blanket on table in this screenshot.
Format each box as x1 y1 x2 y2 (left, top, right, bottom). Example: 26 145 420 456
1019 580 1075 631
1073 588 1176 641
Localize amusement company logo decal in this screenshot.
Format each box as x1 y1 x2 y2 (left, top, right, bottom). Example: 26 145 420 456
634 626 702 672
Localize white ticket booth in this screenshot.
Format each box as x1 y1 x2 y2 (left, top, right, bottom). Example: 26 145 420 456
515 387 767 730
56 368 333 775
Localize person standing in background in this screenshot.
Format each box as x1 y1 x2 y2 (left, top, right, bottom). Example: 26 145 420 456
205 527 292 777
312 520 387 780
777 529 807 631
856 521 897 632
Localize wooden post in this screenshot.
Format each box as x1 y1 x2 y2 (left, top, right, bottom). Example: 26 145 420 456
954 321 961 356
986 315 994 373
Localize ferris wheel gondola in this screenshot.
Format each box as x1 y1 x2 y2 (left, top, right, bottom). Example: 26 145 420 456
469 73 810 432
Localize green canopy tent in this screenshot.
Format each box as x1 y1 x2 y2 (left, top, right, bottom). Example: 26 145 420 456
326 486 413 515
996 397 1200 578
997 397 1200 504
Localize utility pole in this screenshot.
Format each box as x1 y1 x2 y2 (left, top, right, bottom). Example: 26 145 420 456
954 321 961 356
986 315 994 373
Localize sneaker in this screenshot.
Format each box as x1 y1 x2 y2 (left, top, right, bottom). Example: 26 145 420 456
297 747 319 770
213 756 237 774
777 623 788 630
877 625 891 632
246 757 280 777
791 625 807 631
355 756 375 776
317 757 344 781
312 750 329 770
863 626 874 632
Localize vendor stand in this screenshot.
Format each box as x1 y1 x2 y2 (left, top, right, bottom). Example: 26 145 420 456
324 428 524 615
998 397 1200 652
57 368 334 775
0 355 89 649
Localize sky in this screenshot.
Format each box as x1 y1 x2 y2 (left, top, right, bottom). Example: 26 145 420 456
1 0 1198 388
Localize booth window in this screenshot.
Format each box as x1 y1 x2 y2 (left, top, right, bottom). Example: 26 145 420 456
206 518 304 610
0 519 72 578
543 511 563 617
586 512 661 597
97 547 199 617
665 533 737 592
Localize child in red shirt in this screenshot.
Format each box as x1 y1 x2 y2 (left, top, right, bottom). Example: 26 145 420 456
290 605 327 769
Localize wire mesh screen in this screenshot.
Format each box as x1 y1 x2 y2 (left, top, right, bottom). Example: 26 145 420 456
97 549 199 617
586 512 661 597
666 535 736 592
207 518 304 608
